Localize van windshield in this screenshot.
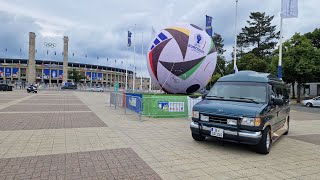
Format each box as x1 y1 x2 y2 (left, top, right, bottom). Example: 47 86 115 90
206 82 267 103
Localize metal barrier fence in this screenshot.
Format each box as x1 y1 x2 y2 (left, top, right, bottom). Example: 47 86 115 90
109 92 203 120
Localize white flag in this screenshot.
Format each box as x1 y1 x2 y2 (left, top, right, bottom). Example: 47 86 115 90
281 0 298 18
151 26 156 38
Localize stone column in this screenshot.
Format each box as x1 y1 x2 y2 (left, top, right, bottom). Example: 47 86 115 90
27 32 36 84
63 36 69 83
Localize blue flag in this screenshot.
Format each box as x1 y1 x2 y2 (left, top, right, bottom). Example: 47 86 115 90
128 31 132 47
206 15 213 37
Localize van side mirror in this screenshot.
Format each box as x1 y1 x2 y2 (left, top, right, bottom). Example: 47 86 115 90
273 98 284 105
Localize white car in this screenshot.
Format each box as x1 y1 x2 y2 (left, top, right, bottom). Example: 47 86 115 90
91 86 104 92
302 96 320 107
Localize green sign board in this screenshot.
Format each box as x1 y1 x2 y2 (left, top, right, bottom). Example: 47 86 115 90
142 94 188 118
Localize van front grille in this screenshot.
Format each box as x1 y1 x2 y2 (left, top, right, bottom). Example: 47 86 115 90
209 116 228 124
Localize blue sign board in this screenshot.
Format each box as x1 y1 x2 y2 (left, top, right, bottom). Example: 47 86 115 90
0 67 4 77
86 72 91 80
5 67 11 77
43 69 50 79
92 72 97 80
12 68 19 78
59 70 63 79
98 73 103 80
125 93 142 113
51 69 58 78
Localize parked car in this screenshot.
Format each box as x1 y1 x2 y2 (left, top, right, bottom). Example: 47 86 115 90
0 84 13 91
61 84 77 90
190 71 290 154
27 85 37 93
302 96 320 107
91 86 104 92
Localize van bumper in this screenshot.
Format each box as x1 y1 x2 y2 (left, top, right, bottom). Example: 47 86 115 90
190 121 262 145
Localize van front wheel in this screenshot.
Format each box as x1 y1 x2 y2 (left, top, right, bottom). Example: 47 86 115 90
192 133 206 141
255 127 271 154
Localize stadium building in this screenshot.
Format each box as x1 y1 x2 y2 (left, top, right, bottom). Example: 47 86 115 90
0 58 133 88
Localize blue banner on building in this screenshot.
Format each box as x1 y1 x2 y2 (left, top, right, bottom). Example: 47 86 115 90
86 72 91 80
125 93 142 113
43 69 50 79
98 73 103 80
59 70 63 79
92 72 97 80
12 68 19 78
0 67 4 77
51 69 58 79
5 67 11 78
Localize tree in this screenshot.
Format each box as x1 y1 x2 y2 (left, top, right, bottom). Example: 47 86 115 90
272 33 320 102
68 68 85 83
207 73 222 89
212 33 227 75
237 12 280 58
305 28 320 49
237 53 269 72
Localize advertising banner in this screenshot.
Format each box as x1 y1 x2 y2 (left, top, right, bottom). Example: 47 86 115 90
86 72 91 80
51 69 58 79
125 93 142 113
59 70 63 79
0 67 4 77
12 68 19 78
43 69 50 79
98 73 103 81
92 72 97 80
142 94 188 118
5 67 11 78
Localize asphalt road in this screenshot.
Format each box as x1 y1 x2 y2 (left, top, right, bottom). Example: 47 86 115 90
291 104 320 114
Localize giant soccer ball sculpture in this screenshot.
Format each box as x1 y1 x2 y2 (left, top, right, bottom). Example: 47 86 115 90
147 23 217 94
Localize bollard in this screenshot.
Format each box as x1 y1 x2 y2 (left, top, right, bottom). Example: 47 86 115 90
124 99 127 115
114 93 117 110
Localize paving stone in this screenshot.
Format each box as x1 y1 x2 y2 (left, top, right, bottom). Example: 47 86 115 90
0 149 161 180
0 105 91 112
288 134 320 146
0 112 107 130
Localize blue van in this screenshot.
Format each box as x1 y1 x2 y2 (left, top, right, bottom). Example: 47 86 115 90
190 71 290 154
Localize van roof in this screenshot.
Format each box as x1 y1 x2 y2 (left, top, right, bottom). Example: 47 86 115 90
217 71 282 83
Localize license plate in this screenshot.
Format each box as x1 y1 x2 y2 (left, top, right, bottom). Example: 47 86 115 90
211 127 224 138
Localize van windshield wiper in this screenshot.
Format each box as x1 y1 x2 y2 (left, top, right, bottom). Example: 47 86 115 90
229 97 259 104
205 95 225 99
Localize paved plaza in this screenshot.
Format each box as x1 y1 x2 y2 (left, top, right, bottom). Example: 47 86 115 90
0 90 319 179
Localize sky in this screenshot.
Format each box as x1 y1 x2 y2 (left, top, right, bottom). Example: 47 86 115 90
0 0 319 77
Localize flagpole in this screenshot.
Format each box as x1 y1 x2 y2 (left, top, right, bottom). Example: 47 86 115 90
233 0 238 73
278 16 283 79
149 77 152 92
140 32 143 91
125 46 128 91
133 24 136 92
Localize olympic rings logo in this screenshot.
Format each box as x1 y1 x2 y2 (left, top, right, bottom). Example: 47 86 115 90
44 42 56 48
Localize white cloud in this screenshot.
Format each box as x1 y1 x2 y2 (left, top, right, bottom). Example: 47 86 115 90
0 0 319 77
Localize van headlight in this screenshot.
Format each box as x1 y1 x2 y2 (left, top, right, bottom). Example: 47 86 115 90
241 117 261 126
200 115 209 121
227 119 237 126
192 111 199 118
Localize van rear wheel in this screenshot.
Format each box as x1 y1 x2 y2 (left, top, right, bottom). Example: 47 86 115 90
255 127 271 154
192 133 206 141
